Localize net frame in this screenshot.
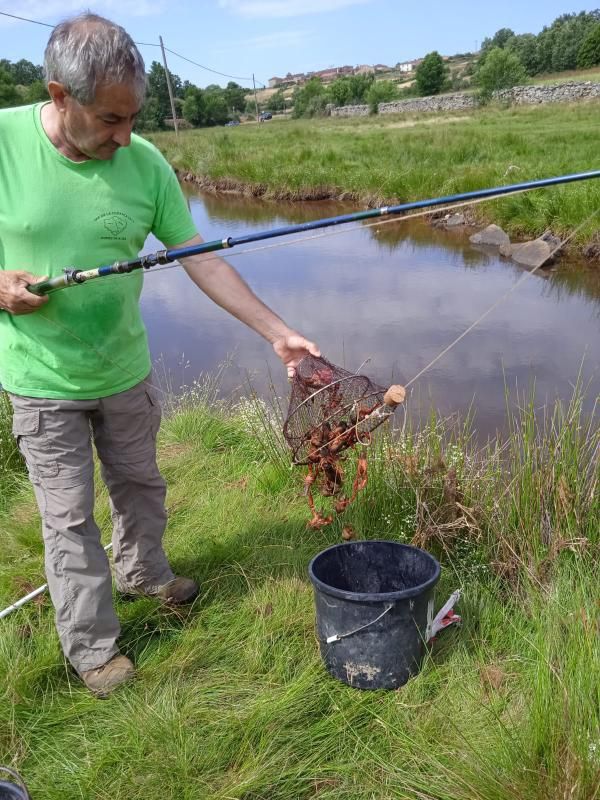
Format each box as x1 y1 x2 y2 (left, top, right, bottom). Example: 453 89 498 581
283 355 387 465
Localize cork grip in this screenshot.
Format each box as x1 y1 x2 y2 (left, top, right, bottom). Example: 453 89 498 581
383 385 406 408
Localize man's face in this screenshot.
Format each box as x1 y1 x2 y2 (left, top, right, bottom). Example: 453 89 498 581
59 83 142 161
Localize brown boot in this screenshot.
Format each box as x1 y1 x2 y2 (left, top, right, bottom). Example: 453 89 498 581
156 576 199 605
81 654 135 697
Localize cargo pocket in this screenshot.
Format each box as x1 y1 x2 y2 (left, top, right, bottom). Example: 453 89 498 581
12 409 59 478
144 385 162 439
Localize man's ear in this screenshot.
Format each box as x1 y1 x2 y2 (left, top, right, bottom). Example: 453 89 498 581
47 81 69 112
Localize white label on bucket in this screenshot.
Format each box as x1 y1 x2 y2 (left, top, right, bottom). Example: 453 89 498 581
426 598 434 640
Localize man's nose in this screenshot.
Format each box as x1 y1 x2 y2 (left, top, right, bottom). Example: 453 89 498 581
112 123 133 147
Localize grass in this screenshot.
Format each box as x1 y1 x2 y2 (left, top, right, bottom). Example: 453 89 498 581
150 101 600 244
0 376 599 799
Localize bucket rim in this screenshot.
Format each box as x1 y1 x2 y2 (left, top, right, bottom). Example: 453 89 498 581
308 540 440 602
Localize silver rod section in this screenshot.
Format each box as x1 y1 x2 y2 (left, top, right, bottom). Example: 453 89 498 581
0 544 113 620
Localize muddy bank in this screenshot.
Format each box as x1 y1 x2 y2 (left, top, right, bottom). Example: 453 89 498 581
176 169 600 263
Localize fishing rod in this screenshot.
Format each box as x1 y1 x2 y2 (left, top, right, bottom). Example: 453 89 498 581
27 170 600 296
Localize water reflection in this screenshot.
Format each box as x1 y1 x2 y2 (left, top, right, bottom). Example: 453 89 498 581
141 189 600 439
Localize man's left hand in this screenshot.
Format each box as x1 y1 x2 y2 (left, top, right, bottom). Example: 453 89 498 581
273 334 321 378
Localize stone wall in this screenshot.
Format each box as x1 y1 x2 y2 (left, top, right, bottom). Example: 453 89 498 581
329 81 600 118
494 81 600 105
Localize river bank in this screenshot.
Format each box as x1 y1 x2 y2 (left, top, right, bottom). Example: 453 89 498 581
150 101 600 259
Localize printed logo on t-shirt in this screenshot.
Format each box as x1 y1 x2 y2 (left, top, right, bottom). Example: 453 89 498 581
95 211 135 240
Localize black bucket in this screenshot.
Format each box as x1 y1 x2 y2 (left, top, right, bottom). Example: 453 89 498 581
0 768 30 800
308 540 440 689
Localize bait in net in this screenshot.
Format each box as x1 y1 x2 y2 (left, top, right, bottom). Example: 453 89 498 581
283 355 405 529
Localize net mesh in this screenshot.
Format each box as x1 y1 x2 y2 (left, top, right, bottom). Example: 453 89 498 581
283 356 391 530
283 355 386 466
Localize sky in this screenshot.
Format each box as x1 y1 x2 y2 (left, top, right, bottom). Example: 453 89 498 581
0 1 595 89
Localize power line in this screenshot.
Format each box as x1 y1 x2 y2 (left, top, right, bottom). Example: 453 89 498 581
163 45 256 85
0 9 263 86
0 9 53 27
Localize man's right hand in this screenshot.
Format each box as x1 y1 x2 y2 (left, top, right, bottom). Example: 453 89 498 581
0 271 49 315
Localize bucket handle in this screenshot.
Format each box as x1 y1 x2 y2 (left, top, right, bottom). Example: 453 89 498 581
326 604 393 644
0 766 30 798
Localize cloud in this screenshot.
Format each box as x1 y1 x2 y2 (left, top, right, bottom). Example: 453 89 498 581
219 0 373 18
0 0 166 24
212 28 310 54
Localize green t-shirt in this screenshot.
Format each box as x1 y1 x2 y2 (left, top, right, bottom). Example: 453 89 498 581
0 102 197 399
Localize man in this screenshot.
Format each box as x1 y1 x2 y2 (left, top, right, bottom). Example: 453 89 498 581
0 13 319 696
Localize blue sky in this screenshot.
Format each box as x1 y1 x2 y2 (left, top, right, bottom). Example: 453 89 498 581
0 1 594 89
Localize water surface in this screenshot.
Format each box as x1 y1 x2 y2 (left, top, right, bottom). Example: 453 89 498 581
141 188 600 438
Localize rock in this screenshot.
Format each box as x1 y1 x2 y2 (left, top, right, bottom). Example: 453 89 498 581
499 243 513 257
445 213 465 228
541 230 562 251
510 239 553 269
583 242 600 262
469 224 510 248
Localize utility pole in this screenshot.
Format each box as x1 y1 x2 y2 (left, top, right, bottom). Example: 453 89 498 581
253 73 260 123
159 35 179 138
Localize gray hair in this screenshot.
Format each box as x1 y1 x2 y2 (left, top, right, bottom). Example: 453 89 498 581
44 12 146 106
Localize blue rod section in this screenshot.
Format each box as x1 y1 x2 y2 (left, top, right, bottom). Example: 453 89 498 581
29 170 600 295
165 169 600 260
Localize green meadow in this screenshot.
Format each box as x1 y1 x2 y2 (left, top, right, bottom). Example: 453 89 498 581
150 101 600 244
1 379 598 799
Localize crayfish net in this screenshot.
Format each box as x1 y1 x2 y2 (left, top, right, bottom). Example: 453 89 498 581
283 355 405 530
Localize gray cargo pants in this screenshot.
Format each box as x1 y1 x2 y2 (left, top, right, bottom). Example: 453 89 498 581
9 375 175 674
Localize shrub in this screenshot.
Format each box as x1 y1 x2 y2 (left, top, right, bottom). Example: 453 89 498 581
415 51 449 96
476 47 528 102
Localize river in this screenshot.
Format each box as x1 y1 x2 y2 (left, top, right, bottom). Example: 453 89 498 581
140 186 600 439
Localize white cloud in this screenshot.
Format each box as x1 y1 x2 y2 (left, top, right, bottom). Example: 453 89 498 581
212 28 310 54
219 0 373 18
0 0 166 24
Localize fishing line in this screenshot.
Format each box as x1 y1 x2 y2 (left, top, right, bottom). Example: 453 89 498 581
2 186 598 618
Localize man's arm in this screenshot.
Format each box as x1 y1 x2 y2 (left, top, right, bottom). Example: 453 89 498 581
175 234 320 376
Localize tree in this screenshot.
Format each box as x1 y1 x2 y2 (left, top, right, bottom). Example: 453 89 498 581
476 47 527 101
182 86 206 126
487 28 516 51
366 80 397 113
135 96 163 132
266 89 286 112
415 51 449 96
203 89 229 125
10 59 43 85
346 73 375 103
536 10 600 73
291 77 326 118
578 23 600 67
0 67 19 109
23 80 48 103
146 61 182 125
328 76 352 107
223 81 246 114
506 33 540 75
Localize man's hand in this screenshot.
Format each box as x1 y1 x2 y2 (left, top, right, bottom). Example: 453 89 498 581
0 271 49 315
272 333 321 378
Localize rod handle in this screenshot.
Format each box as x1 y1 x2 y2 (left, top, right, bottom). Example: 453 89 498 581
383 385 406 408
26 280 51 296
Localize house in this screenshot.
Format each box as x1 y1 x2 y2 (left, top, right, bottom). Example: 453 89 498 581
397 59 422 73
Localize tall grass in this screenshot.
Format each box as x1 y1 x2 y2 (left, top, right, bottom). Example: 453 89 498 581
0 391 26 512
150 101 600 242
0 377 598 799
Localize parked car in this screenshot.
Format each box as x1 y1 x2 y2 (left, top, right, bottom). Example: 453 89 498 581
259 112 272 121
224 120 240 126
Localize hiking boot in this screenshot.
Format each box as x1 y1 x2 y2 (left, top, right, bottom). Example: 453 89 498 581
81 654 135 697
156 576 199 605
